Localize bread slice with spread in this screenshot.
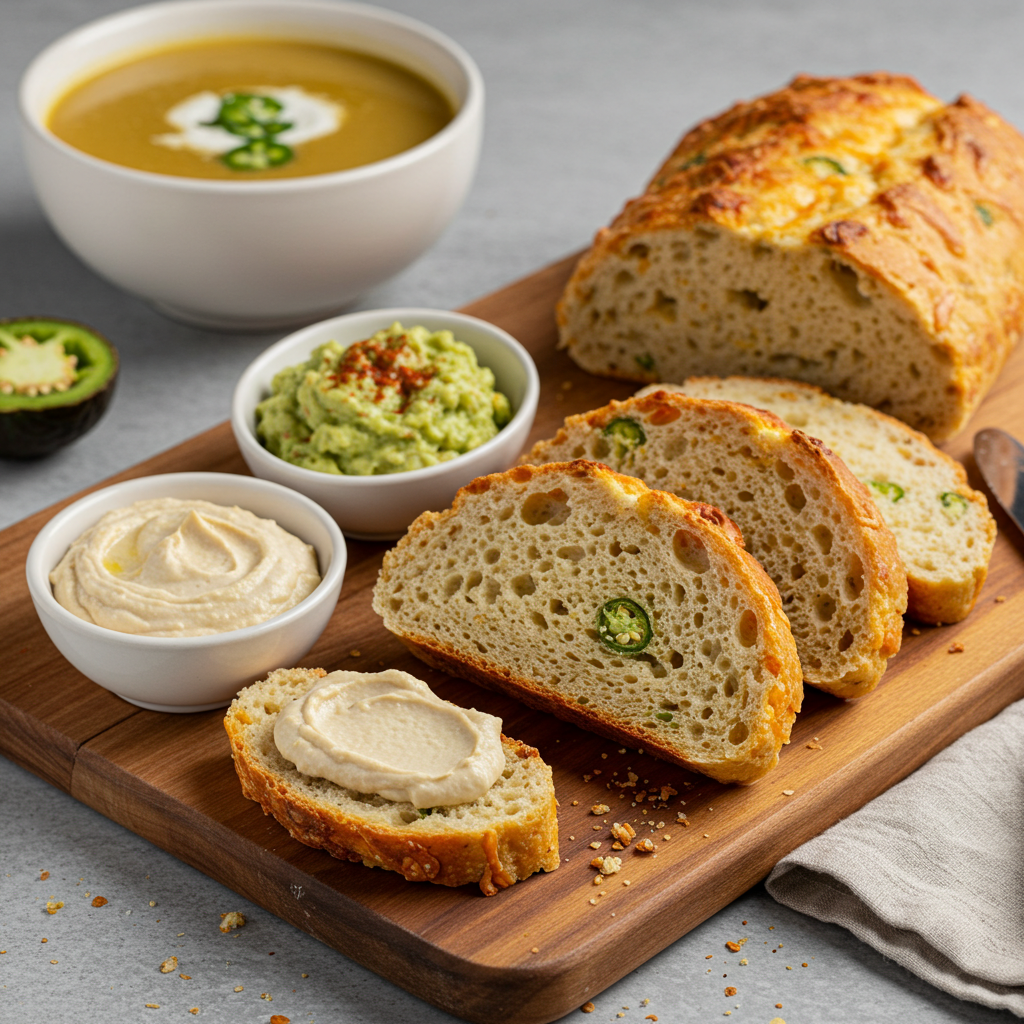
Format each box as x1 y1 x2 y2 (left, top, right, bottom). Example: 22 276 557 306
373 461 803 785
557 73 1024 441
225 667 560 896
524 392 906 699
646 377 995 624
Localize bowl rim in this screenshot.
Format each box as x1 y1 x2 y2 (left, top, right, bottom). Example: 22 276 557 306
18 0 485 193
25 470 347 648
231 306 541 490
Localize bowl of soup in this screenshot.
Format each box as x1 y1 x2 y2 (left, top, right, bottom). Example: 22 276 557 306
19 0 483 330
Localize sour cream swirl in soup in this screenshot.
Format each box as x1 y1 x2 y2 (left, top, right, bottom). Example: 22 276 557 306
49 498 320 637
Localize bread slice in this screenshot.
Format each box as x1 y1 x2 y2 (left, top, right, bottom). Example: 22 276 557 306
524 393 906 699
224 667 560 896
646 377 996 624
372 461 803 784
557 73 1024 441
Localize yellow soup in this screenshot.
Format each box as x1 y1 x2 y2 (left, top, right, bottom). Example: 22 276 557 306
47 38 455 180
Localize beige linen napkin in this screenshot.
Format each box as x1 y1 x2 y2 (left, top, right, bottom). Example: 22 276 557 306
766 698 1024 1016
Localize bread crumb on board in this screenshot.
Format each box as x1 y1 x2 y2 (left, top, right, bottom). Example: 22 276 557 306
39 870 50 881
89 894 108 906
159 956 178 973
581 1002 596 1013
219 912 246 933
45 901 63 914
948 641 965 653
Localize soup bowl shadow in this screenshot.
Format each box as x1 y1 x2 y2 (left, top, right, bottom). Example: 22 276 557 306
19 0 484 331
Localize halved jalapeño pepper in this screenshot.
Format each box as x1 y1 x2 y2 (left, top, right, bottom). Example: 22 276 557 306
597 597 652 654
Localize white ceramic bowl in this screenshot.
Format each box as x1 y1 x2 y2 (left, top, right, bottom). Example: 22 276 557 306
25 472 346 713
231 308 540 540
19 0 483 330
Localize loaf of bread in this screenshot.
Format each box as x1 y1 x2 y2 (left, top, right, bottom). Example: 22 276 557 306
558 73 1024 441
645 377 996 624
224 667 560 896
372 461 803 784
524 392 907 699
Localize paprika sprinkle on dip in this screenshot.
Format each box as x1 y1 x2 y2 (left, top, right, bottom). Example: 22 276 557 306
256 323 511 476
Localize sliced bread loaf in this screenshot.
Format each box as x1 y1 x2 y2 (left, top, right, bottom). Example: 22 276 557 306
224 667 560 895
645 377 996 624
557 74 1024 441
372 461 803 784
524 393 906 699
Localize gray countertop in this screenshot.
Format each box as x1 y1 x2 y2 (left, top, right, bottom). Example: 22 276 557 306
1 1 1018 1021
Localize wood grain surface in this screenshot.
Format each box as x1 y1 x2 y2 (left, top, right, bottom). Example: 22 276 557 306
3 253 1024 1024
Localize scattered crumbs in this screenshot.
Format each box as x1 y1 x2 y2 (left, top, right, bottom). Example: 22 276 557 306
802 962 809 968
530 947 539 954
149 901 157 907
806 741 823 750
622 880 631 887
635 838 655 853
177 933 185 938
601 753 608 759
159 957 178 974
145 1005 160 1010
776 1004 783 1009
41 939 47 944
782 790 795 797
260 992 273 1001
180 974 191 980
617 1014 625 1019
49 960 58 965
301 974 309 979
662 835 671 842
726 941 741 952
619 749 627 754
591 804 610 815
645 1016 658 1021
588 898 597 906
769 926 775 931
270 1017 291 1024
725 986 737 997
45 901 63 915
995 596 1007 603
349 650 361 658
589 842 602 850
39 871 49 881
741 921 747 925
234 986 244 993
581 1003 595 1013
948 641 965 654
188 1010 199 1017
592 825 602 831
910 627 921 635
591 855 622 876
91 896 108 908
703 833 710 838
706 954 713 960
786 965 792 970
219 912 246 933
739 959 748 966
571 801 579 807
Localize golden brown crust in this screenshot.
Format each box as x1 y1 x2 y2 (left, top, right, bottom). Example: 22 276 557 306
558 74 1024 440
673 375 996 624
375 460 803 785
224 670 560 895
524 394 907 698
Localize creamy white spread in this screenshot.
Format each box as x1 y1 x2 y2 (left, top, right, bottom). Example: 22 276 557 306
153 87 344 156
274 669 505 807
49 498 320 637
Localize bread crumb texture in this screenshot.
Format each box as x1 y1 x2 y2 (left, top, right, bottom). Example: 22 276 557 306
224 668 560 895
526 391 908 697
653 376 995 624
373 460 802 784
558 73 1024 443
218 912 246 933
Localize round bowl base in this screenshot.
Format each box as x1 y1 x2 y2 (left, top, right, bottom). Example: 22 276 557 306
117 694 232 714
151 300 355 334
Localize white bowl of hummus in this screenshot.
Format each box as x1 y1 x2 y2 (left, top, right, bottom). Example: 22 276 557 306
232 308 540 540
25 472 346 712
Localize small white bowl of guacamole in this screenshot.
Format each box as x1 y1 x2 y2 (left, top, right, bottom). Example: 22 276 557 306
232 308 540 540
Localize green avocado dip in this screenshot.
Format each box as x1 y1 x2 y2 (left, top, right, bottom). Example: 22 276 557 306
255 323 512 475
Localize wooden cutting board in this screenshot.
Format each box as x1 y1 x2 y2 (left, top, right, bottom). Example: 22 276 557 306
4 253 1024 1024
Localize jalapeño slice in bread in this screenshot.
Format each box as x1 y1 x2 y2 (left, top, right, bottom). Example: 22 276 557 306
225 668 560 896
648 377 996 625
373 461 803 785
525 391 907 699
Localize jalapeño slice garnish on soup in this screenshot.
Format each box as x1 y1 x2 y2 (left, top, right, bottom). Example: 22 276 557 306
602 417 646 457
206 93 295 170
596 598 652 655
